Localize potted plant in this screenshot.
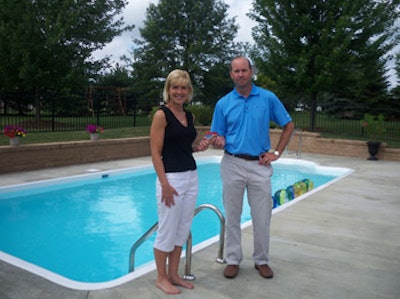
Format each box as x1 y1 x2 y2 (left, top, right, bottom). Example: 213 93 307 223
86 124 104 141
361 113 386 160
3 125 27 146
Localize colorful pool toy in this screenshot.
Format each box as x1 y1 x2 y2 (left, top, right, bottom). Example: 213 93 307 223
273 179 314 207
293 180 308 197
302 178 314 191
274 189 290 206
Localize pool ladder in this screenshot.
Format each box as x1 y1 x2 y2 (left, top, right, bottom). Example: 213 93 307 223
286 128 302 159
129 203 225 280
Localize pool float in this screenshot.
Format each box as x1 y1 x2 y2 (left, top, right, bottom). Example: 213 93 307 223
293 181 307 197
285 185 295 201
274 189 289 206
271 195 278 208
275 179 314 207
302 179 314 191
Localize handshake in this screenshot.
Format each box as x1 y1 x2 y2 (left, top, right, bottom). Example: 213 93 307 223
201 131 225 150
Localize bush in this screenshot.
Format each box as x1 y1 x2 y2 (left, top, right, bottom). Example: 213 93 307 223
150 104 214 126
186 105 214 125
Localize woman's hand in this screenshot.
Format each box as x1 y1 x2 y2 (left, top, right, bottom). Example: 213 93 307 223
161 183 179 207
211 135 225 149
196 137 211 151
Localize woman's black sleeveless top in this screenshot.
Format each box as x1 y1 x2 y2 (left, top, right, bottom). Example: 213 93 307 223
160 106 197 173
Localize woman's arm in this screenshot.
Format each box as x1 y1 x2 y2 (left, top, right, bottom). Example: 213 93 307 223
150 109 178 207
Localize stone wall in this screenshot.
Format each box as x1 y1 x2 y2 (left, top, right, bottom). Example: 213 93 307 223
271 129 398 161
0 138 151 174
0 127 398 174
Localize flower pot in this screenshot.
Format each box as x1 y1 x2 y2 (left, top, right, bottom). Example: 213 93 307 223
90 133 99 141
366 141 380 160
9 137 20 146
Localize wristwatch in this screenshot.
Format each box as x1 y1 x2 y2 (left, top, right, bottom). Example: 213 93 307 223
273 150 280 157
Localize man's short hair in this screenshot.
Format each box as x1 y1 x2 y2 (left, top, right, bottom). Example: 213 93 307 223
230 56 253 70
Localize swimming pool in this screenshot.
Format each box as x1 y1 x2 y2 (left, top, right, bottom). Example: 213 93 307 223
0 156 352 290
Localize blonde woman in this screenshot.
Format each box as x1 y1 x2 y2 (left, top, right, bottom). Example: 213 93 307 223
150 69 211 294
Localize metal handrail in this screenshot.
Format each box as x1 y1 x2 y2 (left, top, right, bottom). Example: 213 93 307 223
128 203 225 278
183 203 225 280
286 128 302 159
129 222 159 272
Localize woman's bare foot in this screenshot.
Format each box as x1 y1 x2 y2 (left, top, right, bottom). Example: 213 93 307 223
156 278 181 295
170 275 194 289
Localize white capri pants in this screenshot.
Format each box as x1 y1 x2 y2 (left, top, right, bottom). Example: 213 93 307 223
154 170 198 252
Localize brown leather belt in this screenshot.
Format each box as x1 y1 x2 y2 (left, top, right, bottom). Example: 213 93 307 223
225 150 259 161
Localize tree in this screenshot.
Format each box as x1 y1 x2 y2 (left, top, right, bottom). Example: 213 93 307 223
96 63 133 88
249 0 400 130
389 51 400 118
0 0 132 100
131 0 239 106
394 51 400 88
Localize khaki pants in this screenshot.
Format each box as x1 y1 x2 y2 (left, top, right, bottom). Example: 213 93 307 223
221 154 273 265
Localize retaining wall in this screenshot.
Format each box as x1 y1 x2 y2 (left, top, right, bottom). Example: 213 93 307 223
0 127 398 174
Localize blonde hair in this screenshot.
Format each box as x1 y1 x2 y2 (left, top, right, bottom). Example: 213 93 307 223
162 69 193 104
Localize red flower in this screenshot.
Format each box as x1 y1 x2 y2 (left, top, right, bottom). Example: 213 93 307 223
3 125 27 138
86 124 104 134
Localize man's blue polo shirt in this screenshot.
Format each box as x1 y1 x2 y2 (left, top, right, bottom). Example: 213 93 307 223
210 84 292 156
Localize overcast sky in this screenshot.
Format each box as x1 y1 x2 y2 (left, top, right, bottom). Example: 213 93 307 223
93 0 255 61
93 0 398 87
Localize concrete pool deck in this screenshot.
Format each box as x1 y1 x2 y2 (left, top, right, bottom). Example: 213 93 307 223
0 149 399 299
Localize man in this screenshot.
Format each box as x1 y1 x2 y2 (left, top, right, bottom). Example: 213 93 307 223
210 56 294 279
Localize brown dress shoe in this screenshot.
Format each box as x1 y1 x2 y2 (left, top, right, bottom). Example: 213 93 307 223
223 264 239 278
255 264 273 278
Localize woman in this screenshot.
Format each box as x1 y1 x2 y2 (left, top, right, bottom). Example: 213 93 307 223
150 69 210 294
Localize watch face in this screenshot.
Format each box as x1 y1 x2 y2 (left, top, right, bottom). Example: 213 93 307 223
274 151 280 156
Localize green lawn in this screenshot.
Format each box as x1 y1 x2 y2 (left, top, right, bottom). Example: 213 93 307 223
2 125 399 148
0 127 150 146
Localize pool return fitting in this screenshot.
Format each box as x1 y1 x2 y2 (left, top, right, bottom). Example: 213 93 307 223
129 203 226 280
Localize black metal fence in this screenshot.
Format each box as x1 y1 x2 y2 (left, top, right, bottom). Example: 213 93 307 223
290 111 400 142
1 91 399 142
0 90 156 132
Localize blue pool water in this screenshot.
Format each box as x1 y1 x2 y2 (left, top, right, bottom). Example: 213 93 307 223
0 156 351 287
